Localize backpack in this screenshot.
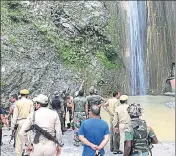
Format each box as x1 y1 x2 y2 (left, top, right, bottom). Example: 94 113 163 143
131 119 152 153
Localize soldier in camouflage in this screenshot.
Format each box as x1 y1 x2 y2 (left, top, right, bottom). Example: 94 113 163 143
86 88 106 118
124 103 158 156
72 90 88 147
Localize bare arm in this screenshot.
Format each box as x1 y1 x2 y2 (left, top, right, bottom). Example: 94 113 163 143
123 141 132 156
0 114 8 128
97 134 109 150
79 135 94 146
151 136 158 144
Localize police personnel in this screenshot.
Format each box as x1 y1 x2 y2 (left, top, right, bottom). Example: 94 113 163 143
113 95 131 154
11 89 34 156
103 91 121 154
72 90 88 147
20 94 63 156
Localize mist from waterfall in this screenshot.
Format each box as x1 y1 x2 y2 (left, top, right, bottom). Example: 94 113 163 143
129 1 147 95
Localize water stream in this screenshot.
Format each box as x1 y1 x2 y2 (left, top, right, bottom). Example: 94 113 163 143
101 95 175 142
129 1 147 95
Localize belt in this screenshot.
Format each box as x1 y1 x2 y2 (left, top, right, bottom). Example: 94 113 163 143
17 118 26 121
74 111 85 113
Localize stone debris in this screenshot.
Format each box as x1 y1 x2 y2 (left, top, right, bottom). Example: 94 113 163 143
165 102 175 108
1 127 175 156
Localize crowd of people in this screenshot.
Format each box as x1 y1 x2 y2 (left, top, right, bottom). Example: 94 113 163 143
0 87 159 156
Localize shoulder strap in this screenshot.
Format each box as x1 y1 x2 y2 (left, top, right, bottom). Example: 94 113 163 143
32 111 36 124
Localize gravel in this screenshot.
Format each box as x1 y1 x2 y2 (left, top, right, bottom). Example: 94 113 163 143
1 127 175 156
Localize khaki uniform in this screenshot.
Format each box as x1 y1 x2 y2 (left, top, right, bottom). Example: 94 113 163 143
113 103 131 153
73 96 87 146
12 97 34 156
20 107 62 156
105 98 120 151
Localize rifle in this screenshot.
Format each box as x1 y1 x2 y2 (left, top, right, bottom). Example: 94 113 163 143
9 124 18 147
74 80 85 97
25 124 64 147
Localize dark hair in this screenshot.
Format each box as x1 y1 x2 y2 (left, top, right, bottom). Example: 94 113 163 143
12 94 18 100
113 91 119 97
120 100 126 104
90 104 100 116
38 102 48 107
78 90 84 96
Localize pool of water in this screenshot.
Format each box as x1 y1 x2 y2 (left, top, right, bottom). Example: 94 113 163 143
101 95 175 142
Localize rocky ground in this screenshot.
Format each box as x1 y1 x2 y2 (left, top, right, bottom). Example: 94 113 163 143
1 127 175 156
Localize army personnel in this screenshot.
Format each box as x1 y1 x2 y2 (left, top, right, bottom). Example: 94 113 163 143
72 90 88 147
51 91 66 134
20 94 63 156
11 89 34 156
124 103 158 156
113 95 131 154
103 91 121 154
86 88 106 117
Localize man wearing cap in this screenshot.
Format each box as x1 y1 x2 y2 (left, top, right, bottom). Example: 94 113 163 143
113 95 131 154
20 94 63 156
124 103 158 156
103 91 121 154
51 91 66 134
11 89 34 156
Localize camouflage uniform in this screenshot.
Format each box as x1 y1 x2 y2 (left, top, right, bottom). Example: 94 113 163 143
124 103 156 156
86 94 105 117
73 96 88 146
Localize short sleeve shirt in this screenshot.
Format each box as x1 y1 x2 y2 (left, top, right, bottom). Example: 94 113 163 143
73 96 88 112
125 124 156 156
79 118 110 156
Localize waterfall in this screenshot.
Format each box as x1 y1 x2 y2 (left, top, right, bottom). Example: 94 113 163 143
129 1 147 95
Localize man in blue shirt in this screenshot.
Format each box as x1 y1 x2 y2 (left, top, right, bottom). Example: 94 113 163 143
79 104 110 156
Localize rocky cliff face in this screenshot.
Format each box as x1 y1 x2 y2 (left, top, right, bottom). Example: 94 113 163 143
1 1 127 102
146 1 176 94
1 1 175 102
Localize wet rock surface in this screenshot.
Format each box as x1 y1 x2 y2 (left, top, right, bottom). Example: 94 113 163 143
1 127 175 156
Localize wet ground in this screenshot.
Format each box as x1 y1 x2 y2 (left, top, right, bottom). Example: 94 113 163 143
1 127 175 156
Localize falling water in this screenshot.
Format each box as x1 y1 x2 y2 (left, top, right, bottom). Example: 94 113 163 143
129 1 147 95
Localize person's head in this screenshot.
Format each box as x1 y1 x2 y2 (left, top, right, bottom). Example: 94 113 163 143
78 90 84 96
127 103 143 118
20 89 30 98
119 95 128 104
54 91 59 97
10 94 18 103
113 91 120 99
94 89 98 95
35 94 49 110
89 104 100 117
62 90 66 94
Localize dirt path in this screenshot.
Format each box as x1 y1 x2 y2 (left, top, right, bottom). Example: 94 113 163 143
1 127 175 156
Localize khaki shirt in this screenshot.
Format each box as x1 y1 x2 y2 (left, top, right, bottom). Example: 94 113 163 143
113 103 131 127
105 98 119 117
20 107 62 145
12 97 34 127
